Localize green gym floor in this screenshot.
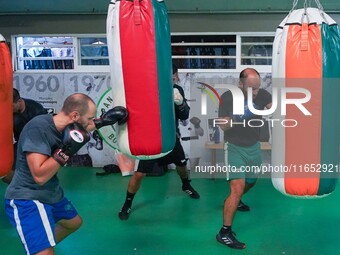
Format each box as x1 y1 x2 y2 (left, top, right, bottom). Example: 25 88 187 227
1 167 339 255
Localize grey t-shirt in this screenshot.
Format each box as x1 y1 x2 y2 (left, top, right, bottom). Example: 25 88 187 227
5 114 64 204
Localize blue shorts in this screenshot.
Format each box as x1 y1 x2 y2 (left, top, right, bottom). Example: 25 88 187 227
5 197 78 255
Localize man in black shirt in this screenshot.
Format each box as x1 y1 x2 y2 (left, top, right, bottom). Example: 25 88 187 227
118 64 200 220
2 88 47 184
216 68 272 249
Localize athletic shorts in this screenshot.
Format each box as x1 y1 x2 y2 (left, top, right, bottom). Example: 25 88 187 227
5 197 78 255
224 142 262 184
137 137 186 173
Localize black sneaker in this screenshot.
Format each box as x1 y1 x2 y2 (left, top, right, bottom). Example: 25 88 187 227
216 231 246 249
118 207 131 220
182 181 200 199
237 200 250 211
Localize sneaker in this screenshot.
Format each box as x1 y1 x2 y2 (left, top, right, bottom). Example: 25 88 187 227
182 181 200 199
216 231 246 249
237 200 250 211
118 207 131 220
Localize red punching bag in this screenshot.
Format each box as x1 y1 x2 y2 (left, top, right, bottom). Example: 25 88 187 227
105 0 175 159
0 34 14 177
271 2 340 197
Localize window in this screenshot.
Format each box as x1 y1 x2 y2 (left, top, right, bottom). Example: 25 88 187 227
171 34 237 70
12 34 111 72
78 37 109 66
12 33 275 73
14 36 74 71
240 35 274 66
171 33 275 72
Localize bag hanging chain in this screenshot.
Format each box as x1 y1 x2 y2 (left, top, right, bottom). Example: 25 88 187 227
291 0 324 10
289 0 327 24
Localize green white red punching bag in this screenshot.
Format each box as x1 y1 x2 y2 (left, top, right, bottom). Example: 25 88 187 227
271 1 340 197
0 34 14 177
106 0 175 159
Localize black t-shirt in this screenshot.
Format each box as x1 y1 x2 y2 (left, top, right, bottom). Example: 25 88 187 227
218 88 272 147
13 98 47 141
20 98 47 123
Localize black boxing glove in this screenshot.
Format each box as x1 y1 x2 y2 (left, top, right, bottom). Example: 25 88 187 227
53 123 91 166
190 116 204 136
190 116 201 129
94 106 128 129
92 130 103 151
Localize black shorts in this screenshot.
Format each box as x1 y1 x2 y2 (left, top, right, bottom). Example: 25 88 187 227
137 137 186 173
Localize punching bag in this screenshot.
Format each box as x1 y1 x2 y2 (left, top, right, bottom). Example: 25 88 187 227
0 34 14 177
271 2 340 197
106 0 176 159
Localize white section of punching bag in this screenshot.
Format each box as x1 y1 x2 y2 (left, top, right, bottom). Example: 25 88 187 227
107 1 125 108
272 24 287 78
277 8 336 27
271 14 288 194
106 1 131 154
270 81 286 194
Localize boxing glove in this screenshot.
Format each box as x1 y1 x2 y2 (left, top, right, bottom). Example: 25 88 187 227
190 116 201 129
92 130 103 151
53 123 91 166
190 116 204 136
174 88 184 105
94 106 128 129
233 101 257 122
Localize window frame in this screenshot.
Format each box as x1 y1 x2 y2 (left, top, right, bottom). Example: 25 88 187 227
11 32 275 73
